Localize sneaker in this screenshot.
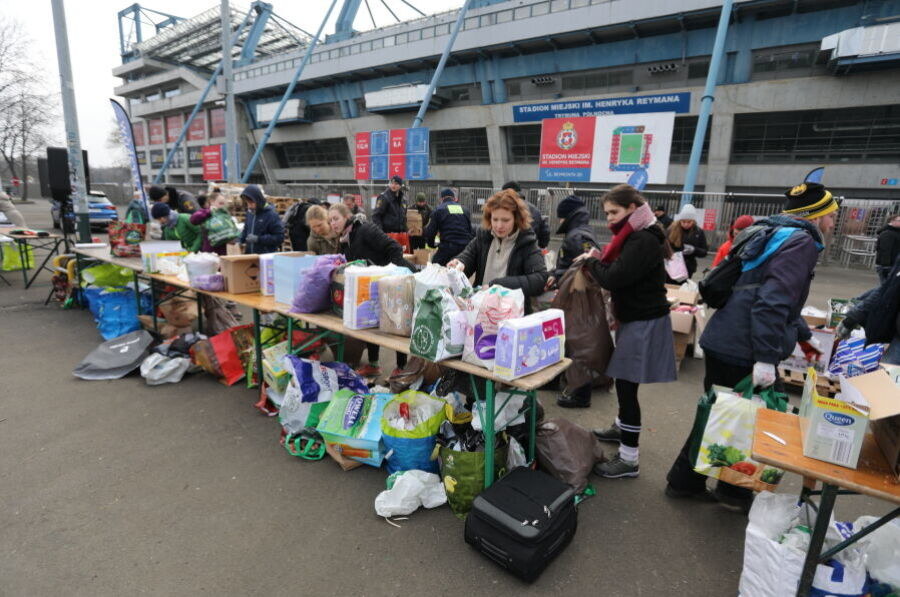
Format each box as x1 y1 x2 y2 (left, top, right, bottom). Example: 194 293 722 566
594 455 639 478
592 423 622 443
556 392 591 408
355 364 382 378
664 484 718 503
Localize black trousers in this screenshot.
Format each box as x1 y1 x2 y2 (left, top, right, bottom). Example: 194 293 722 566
665 352 755 498
365 343 406 369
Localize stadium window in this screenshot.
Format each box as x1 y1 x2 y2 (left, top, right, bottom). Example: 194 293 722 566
752 47 816 74
551 0 569 11
307 103 337 120
532 2 550 16
350 44 360 54
422 27 433 38
607 70 633 86
431 128 490 164
361 41 372 51
670 116 710 163
276 138 351 168
384 36 395 47
445 86 471 102
687 60 710 79
572 0 589 6
497 10 512 23
480 14 496 26
340 46 350 56
147 92 160 102
732 105 900 163
408 29 421 42
505 125 541 164
514 6 530 19
396 33 407 44
506 81 522 96
163 88 181 98
465 17 478 30
372 38 384 49
435 23 450 35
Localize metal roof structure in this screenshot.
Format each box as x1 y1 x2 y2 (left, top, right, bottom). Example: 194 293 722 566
132 3 310 71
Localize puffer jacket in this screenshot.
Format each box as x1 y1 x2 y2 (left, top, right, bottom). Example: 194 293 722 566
340 218 412 269
554 207 598 280
700 216 822 367
454 227 547 301
844 258 900 344
876 225 900 268
238 186 284 254
372 188 407 233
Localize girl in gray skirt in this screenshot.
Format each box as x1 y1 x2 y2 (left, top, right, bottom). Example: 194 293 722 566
576 184 677 478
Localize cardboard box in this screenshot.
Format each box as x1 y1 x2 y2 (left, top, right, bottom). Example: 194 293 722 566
261 341 291 393
412 248 433 266
670 309 695 335
139 241 187 273
220 254 260 294
799 368 900 475
406 209 423 236
803 314 828 327
673 331 691 369
666 284 699 306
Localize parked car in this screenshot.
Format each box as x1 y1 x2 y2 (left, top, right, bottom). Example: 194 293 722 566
51 191 119 232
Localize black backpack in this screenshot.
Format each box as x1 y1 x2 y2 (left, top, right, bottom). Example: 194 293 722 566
698 225 765 309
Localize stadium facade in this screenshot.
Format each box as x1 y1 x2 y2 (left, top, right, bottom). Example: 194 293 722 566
114 0 900 198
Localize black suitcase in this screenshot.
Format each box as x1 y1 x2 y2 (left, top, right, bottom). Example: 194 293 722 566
464 467 577 582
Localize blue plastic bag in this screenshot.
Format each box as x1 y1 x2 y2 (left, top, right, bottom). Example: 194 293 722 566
84 287 142 340
381 391 447 474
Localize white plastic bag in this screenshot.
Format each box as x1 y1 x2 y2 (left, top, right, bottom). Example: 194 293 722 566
740 492 806 597
140 353 191 385
413 262 472 302
183 252 220 285
471 391 525 432
374 470 447 517
507 436 527 469
854 516 900 587
665 252 688 282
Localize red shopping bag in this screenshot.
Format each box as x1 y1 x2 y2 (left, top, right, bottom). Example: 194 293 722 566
190 324 253 386
387 232 411 253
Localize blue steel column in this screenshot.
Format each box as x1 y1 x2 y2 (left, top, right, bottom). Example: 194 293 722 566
411 0 474 128
680 0 734 209
241 0 341 183
153 8 254 183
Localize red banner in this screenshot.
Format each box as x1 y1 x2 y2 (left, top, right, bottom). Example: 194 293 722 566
389 129 407 155
188 113 206 141
355 132 370 157
149 119 164 145
165 114 183 144
538 117 596 171
702 208 717 231
354 155 370 180
210 108 226 138
389 155 405 180
202 144 223 181
132 121 145 146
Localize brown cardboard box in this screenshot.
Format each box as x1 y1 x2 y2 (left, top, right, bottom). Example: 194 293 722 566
673 331 691 370
849 370 900 479
670 309 695 335
666 284 699 306
412 248 433 266
220 254 261 294
407 209 423 236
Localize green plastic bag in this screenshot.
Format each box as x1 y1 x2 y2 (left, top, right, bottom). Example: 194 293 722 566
206 208 239 246
81 263 134 287
439 444 508 518
410 288 465 362
0 242 33 271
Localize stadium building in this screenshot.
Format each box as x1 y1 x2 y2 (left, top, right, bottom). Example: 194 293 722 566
114 0 900 202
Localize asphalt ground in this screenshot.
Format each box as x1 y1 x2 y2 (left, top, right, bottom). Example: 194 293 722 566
0 200 890 596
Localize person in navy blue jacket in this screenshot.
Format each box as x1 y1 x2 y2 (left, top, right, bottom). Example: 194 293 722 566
666 182 839 513
424 188 475 265
238 185 284 254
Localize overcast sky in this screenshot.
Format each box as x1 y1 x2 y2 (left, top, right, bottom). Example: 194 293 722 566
2 0 460 166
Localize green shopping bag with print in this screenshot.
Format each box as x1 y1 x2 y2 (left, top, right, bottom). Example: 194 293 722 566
205 209 239 246
689 376 788 492
0 242 33 271
410 288 465 362
439 444 508 518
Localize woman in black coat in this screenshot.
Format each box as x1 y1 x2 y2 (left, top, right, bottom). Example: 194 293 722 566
447 189 547 304
668 204 708 279
328 203 412 377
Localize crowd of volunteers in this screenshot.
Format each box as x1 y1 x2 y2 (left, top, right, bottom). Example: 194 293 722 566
126 176 899 509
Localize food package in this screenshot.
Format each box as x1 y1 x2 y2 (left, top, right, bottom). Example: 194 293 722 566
462 285 525 369
378 274 416 336
342 264 410 329
316 391 392 467
494 309 566 380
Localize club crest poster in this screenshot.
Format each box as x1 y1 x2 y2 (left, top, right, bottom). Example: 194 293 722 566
538 112 675 184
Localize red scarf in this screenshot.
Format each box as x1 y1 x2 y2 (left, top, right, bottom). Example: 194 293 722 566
599 203 656 264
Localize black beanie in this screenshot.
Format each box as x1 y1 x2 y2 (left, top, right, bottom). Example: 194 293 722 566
501 181 521 194
782 182 839 220
556 195 584 219
150 202 171 219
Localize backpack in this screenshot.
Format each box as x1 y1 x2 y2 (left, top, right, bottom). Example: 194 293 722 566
698 225 766 309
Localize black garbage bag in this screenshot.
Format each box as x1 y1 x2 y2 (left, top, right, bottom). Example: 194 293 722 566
72 330 155 380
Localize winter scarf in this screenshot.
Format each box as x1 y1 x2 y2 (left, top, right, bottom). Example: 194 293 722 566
600 202 656 264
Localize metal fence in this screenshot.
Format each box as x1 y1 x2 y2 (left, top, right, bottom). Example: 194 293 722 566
171 181 898 268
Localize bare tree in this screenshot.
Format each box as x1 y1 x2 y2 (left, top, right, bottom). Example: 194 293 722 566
0 16 57 198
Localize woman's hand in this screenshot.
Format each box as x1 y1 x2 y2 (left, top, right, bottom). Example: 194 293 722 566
446 259 465 271
573 247 602 264
544 276 556 291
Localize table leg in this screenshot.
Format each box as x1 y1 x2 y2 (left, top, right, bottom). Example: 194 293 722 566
527 389 537 464
132 271 141 316
484 379 496 487
17 240 28 287
253 309 263 390
797 483 838 597
333 333 345 361
23 239 61 289
195 293 204 335
287 317 294 353
150 278 159 333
